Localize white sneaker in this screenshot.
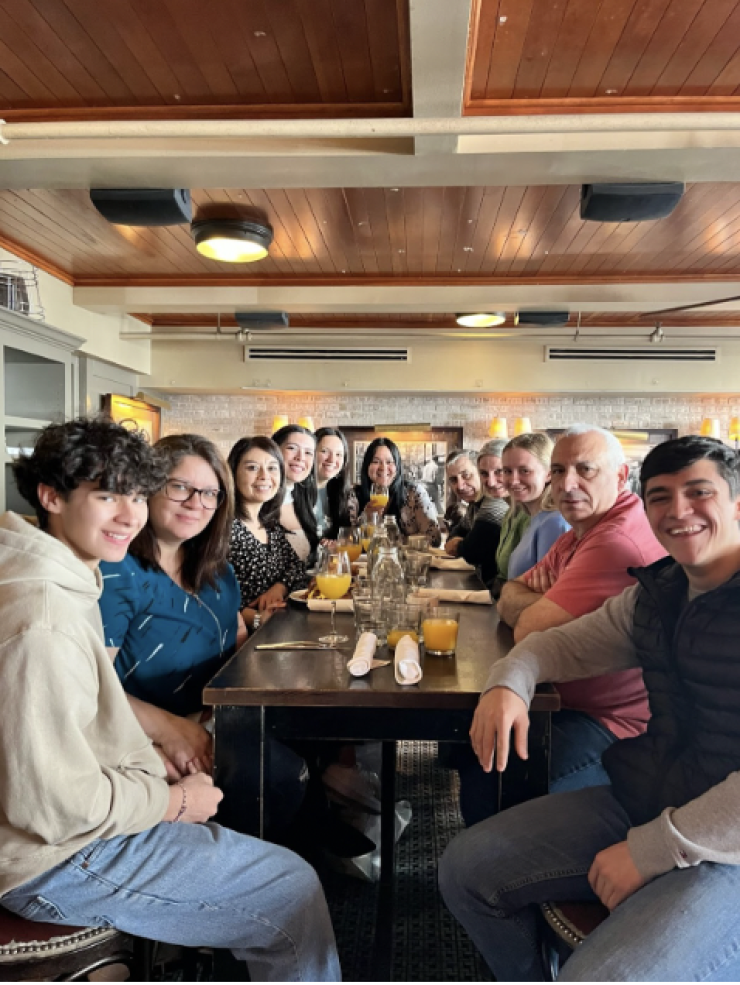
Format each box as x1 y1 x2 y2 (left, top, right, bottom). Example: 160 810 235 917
322 763 381 814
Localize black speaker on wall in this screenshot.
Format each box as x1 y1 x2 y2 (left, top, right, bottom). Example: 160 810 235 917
580 182 684 222
90 188 192 226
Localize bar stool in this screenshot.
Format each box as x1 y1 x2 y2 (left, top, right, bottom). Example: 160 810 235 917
540 900 609 980
0 905 152 982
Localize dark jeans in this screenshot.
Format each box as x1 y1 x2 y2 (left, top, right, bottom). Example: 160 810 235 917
455 708 617 827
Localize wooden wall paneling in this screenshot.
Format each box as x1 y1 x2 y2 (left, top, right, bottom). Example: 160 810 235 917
223 0 295 100
384 187 410 276
0 22 62 104
360 187 394 274
466 0 501 102
294 0 349 102
329 0 377 103
597 0 674 97
282 189 339 276
399 188 424 273
507 186 574 275
457 187 502 274
493 186 551 275
302 189 355 274
239 189 307 275
567 0 642 98
256 188 326 274
341 189 381 276
434 188 469 275
127 0 213 102
712 44 740 94
621 0 705 96
363 0 405 102
159 0 240 102
2 0 102 104
482 186 529 272
0 195 88 277
510 0 569 99
518 186 581 274
260 0 324 102
539 0 603 98
681 4 740 93
420 188 446 276
196 0 266 101
480 0 535 99
650 0 739 96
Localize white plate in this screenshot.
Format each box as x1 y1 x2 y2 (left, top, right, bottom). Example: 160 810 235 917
289 589 309 605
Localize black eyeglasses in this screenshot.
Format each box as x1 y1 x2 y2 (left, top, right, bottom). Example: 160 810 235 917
164 480 224 510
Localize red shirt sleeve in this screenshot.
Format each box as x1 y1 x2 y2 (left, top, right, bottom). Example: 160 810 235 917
544 532 643 619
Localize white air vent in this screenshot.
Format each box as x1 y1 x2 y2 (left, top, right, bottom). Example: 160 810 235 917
246 346 410 363
546 346 717 363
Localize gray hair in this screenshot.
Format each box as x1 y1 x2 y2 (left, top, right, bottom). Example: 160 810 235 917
478 439 507 460
556 424 625 468
445 448 478 469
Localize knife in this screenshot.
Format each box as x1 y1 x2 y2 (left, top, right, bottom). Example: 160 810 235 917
255 641 352 650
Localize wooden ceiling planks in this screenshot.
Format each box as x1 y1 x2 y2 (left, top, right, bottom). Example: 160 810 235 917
0 0 409 119
467 0 740 111
4 184 740 281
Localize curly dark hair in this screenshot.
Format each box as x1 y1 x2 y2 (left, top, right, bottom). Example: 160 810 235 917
12 417 167 529
131 433 235 593
228 435 285 529
641 435 740 498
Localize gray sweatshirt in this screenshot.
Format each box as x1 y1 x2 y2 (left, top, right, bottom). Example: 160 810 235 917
484 584 740 881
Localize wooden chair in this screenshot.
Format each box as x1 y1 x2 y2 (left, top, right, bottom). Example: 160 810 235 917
0 906 152 982
540 900 609 980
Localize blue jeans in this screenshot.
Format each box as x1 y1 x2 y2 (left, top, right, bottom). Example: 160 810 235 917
457 709 616 827
440 784 740 982
1 821 340 982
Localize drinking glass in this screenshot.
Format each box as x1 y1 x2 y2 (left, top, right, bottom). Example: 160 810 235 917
369 482 390 511
421 606 461 656
316 550 352 645
405 551 431 590
387 602 422 650
407 534 429 552
360 519 376 555
336 525 363 563
353 594 387 645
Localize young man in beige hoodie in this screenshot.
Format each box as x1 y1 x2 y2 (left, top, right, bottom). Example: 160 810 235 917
0 418 340 982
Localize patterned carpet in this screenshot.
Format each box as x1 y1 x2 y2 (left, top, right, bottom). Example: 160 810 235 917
153 742 491 982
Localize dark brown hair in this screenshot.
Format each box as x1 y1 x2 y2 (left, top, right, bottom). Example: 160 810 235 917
130 433 235 593
228 435 285 528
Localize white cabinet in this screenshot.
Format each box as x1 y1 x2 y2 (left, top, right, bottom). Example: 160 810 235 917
0 308 82 513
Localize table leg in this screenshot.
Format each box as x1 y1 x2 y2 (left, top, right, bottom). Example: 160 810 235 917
372 740 396 982
212 705 269 837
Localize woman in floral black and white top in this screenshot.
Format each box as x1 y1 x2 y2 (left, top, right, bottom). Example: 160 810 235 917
227 436 307 630
355 436 442 546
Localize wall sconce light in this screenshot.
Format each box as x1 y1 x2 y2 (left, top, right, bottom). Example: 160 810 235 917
456 313 506 328
192 219 273 263
729 417 740 448
700 418 721 439
513 417 532 436
488 417 508 439
272 415 290 433
297 416 315 431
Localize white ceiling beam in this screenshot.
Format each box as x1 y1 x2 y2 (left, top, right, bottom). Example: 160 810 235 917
73 282 740 316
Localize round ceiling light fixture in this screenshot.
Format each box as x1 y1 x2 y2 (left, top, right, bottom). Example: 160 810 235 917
191 219 273 263
455 312 506 328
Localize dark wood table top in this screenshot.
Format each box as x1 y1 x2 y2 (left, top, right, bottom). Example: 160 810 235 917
204 566 559 712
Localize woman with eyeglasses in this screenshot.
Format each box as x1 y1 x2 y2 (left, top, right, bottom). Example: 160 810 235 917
227 436 307 630
99 433 244 777
355 436 442 545
314 426 358 539
444 441 508 587
272 424 319 562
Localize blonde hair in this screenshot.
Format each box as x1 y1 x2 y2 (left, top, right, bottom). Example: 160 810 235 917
502 431 557 515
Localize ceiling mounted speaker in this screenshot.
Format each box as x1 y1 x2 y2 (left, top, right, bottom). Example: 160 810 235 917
234 311 289 331
90 188 192 226
580 182 684 222
515 310 570 326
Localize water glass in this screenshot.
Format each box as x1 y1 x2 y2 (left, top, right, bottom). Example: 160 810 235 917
354 595 388 645
406 594 435 643
422 606 461 657
407 534 429 551
405 551 432 590
387 602 422 650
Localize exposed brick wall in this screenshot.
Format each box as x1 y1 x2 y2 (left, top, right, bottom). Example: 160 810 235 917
162 392 740 457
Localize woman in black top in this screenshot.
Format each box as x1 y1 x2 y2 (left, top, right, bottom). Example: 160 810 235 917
227 436 307 629
314 426 358 539
272 424 319 562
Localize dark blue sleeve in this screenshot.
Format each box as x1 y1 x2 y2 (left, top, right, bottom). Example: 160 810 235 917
220 564 241 648
98 557 143 650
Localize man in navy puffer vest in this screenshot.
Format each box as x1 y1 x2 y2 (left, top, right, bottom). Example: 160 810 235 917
440 435 740 982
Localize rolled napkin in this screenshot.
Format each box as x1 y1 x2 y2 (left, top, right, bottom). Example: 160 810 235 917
307 597 354 613
348 631 377 676
430 556 475 571
395 634 423 685
417 587 492 605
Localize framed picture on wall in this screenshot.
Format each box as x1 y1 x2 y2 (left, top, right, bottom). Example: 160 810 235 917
342 426 464 513
101 394 162 444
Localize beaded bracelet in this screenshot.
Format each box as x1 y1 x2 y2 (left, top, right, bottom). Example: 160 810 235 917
174 780 187 822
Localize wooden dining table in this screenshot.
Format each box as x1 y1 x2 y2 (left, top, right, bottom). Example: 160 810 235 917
204 567 559 979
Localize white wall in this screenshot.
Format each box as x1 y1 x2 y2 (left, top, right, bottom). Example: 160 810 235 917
1 247 150 374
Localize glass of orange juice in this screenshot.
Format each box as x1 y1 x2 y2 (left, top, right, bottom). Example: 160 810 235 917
387 603 422 650
369 482 390 511
360 520 376 555
317 550 352 645
422 607 460 656
337 525 363 563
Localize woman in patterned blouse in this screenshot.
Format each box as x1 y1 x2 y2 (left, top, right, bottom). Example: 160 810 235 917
355 436 442 546
227 435 308 630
